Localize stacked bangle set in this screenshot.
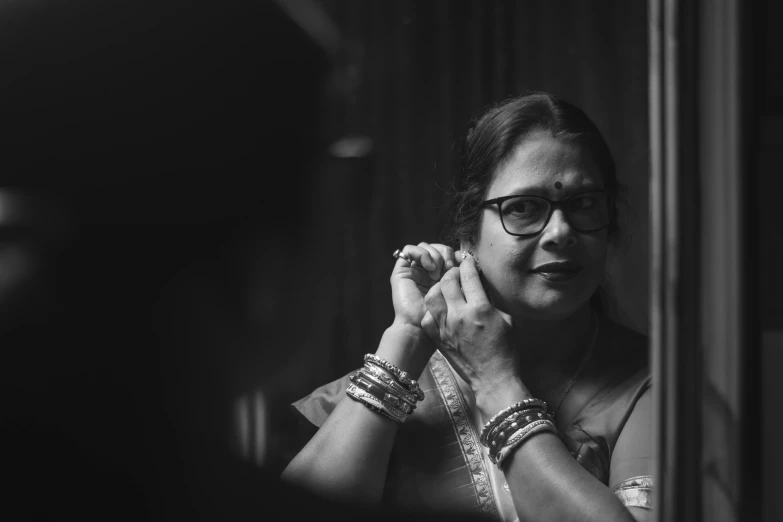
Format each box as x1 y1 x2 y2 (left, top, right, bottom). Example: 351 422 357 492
347 355 556 469
346 354 425 424
479 398 558 470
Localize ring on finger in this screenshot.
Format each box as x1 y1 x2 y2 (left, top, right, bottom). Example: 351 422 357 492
392 248 413 264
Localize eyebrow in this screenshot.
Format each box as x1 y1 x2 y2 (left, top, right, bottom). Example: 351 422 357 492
503 183 604 197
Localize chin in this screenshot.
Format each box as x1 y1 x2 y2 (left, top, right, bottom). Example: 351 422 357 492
531 303 585 321
493 288 593 322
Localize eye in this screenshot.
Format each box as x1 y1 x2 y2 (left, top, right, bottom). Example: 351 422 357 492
569 194 601 210
504 197 545 216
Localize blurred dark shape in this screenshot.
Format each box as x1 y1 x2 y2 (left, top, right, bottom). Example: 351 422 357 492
0 2 508 520
0 1 488 519
0 0 329 226
0 1 349 520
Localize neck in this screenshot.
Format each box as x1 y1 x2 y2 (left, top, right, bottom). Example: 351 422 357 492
507 305 595 385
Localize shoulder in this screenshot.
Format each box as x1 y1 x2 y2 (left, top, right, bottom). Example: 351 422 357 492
569 316 650 439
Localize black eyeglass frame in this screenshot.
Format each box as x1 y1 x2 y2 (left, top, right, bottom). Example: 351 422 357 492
480 190 613 238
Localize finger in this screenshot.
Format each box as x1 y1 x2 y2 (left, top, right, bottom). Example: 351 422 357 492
439 266 466 306
397 244 437 271
424 282 448 326
392 258 434 288
454 248 471 267
459 255 490 306
418 242 446 281
430 243 457 271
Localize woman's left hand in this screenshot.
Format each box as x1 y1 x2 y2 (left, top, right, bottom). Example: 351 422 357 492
422 254 518 396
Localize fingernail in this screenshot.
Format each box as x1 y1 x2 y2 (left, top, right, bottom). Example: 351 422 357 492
423 258 436 271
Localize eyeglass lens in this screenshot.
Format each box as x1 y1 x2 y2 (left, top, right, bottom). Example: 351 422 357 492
499 193 609 235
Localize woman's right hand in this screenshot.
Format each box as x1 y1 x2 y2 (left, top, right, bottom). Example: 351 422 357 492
391 243 458 329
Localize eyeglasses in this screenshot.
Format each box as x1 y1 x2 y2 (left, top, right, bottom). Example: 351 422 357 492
480 191 611 237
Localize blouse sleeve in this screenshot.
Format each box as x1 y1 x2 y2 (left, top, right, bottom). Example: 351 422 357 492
277 373 352 472
609 387 654 510
291 372 352 427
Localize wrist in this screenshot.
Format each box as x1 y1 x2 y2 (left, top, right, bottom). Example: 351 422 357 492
474 379 535 420
375 323 435 380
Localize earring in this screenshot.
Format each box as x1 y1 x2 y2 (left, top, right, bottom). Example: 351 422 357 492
462 250 481 271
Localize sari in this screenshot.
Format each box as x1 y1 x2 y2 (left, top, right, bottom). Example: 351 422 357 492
292 317 653 520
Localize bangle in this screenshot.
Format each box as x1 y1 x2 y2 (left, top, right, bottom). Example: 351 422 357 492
489 408 548 436
346 384 407 423
364 354 425 401
356 369 418 410
350 372 415 415
479 399 547 446
493 420 556 470
485 408 546 448
361 364 420 406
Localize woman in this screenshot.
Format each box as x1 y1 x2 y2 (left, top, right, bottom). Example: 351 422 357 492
283 92 652 521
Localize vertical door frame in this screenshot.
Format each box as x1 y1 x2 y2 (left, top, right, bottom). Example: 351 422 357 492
649 0 760 520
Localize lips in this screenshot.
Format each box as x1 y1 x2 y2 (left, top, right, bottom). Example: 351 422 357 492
531 261 583 282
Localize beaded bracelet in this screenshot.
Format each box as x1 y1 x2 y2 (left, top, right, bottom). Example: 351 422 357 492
486 408 542 441
480 398 547 436
493 420 557 470
350 372 415 415
361 364 420 406
486 409 549 451
479 398 547 446
489 418 554 463
346 384 408 423
364 354 425 401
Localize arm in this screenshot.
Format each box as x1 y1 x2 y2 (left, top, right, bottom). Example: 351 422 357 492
282 243 456 504
478 384 638 522
281 323 432 503
608 388 654 521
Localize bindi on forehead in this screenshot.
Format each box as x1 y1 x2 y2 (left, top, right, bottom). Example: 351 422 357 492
487 135 604 199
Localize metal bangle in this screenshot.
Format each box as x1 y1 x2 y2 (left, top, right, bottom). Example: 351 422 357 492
350 373 415 415
361 365 420 406
486 409 549 449
357 369 418 410
363 354 425 400
346 384 407 423
490 419 555 462
479 399 548 446
493 421 556 470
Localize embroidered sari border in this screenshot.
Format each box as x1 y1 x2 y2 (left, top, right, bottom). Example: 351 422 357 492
429 352 500 520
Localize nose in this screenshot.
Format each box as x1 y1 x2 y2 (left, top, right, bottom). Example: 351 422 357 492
540 209 577 248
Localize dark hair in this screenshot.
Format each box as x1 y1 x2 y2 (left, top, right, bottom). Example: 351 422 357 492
445 91 621 247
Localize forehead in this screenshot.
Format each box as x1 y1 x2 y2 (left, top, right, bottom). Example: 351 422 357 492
485 131 604 199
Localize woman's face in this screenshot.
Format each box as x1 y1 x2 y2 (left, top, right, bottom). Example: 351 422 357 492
467 131 609 320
